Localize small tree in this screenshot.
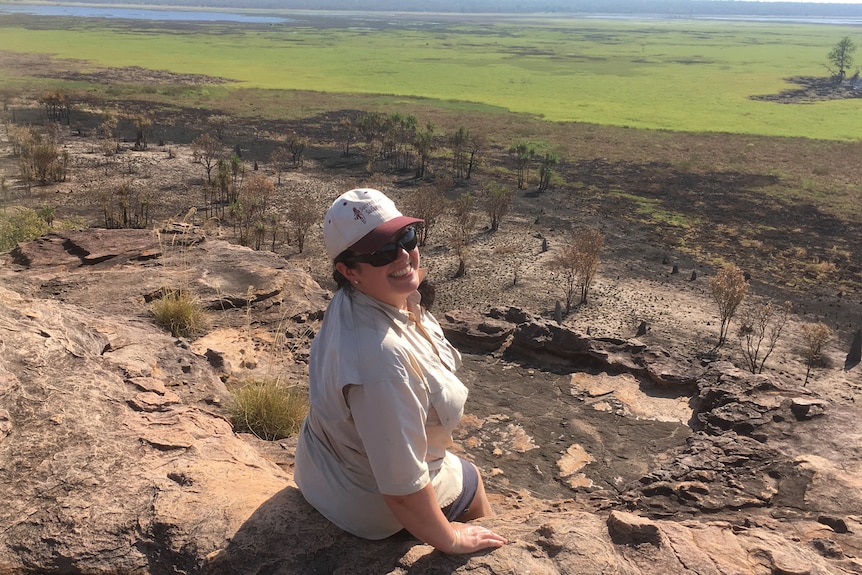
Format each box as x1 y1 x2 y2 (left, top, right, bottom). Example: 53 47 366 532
736 300 791 374
394 114 417 171
451 192 477 277
37 204 56 228
465 132 485 179
267 213 282 252
208 114 230 141
828 36 856 82
552 227 604 313
131 113 152 150
38 90 70 124
574 228 603 306
552 242 576 315
336 116 353 158
7 125 35 156
355 112 386 173
510 141 536 190
98 112 119 154
230 154 246 203
16 125 69 187
449 125 470 179
538 152 560 191
233 173 273 246
269 146 291 185
413 122 435 179
479 180 514 232
252 219 267 251
404 182 449 247
100 181 151 229
800 322 832 386
709 264 748 348
192 133 224 184
287 135 307 168
286 194 319 253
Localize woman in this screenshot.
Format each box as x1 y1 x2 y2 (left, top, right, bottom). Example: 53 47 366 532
295 188 507 554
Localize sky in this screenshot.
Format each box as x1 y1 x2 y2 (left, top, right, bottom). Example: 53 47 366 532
747 1 862 3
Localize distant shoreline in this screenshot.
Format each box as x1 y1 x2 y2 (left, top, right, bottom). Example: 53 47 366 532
2 0 862 22
2 1 862 25
0 2 287 23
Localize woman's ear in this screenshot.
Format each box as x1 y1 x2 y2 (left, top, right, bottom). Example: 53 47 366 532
335 261 358 282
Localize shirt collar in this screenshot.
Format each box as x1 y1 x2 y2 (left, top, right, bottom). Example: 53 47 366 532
349 288 421 325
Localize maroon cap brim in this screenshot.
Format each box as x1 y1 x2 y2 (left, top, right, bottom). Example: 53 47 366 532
350 216 424 254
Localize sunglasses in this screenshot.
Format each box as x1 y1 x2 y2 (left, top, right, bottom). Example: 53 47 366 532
348 226 418 267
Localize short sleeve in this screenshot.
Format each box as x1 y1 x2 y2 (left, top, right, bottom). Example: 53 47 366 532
346 359 431 496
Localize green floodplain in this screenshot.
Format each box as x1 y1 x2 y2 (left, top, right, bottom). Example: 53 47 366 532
1 11 862 141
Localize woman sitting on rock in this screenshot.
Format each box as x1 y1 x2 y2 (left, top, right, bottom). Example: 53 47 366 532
295 188 507 554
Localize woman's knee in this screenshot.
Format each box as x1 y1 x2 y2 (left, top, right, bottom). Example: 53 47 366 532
461 465 493 521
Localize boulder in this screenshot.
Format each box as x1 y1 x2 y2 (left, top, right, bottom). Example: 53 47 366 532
439 309 515 352
1 229 861 574
487 306 700 386
0 283 291 574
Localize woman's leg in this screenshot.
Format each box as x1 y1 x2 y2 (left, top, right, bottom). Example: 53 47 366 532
460 464 493 521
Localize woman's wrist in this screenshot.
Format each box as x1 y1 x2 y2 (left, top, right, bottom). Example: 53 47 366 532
443 524 460 553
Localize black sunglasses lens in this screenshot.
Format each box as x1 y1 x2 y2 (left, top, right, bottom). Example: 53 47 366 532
400 226 418 251
366 250 397 267
359 227 417 267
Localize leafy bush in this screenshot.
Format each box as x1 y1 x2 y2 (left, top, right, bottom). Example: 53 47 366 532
736 300 791 374
151 289 207 338
0 207 48 252
37 204 55 227
229 379 308 440
800 322 832 386
709 264 749 348
552 227 605 313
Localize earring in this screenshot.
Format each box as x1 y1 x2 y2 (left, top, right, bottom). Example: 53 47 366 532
353 280 359 285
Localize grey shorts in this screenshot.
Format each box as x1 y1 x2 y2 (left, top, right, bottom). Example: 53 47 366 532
441 457 479 521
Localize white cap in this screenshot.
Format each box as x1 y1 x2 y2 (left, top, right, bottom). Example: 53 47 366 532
323 188 422 260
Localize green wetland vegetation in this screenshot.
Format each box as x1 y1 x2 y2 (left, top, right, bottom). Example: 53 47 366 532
1 10 862 308
1 12 862 140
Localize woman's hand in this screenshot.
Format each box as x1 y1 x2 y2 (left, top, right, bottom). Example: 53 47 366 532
383 485 507 554
447 522 507 554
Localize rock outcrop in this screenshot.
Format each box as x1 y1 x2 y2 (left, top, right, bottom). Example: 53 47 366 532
1 228 860 574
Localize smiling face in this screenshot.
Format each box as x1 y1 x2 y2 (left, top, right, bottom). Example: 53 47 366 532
335 240 422 309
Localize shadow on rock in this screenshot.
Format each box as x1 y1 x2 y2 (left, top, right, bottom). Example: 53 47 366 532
202 486 471 575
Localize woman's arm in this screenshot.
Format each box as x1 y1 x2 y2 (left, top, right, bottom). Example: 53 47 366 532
383 483 507 554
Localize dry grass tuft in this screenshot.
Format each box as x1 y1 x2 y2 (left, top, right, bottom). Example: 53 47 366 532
152 289 207 338
229 379 308 441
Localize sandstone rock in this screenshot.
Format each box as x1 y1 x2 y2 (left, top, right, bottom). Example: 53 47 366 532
487 306 700 386
622 361 862 566
2 227 329 385
10 228 164 269
557 444 595 488
439 309 515 352
0 284 290 574
570 371 693 423
2 230 861 574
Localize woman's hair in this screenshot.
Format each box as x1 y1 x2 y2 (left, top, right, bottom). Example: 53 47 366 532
332 250 357 292
418 279 435 311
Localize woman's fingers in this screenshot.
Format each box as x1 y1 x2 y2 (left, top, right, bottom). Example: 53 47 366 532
450 523 507 553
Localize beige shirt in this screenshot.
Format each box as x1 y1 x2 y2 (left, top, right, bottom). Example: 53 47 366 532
294 288 468 540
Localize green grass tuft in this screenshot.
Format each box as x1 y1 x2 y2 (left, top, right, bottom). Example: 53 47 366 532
151 289 207 338
229 379 308 441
